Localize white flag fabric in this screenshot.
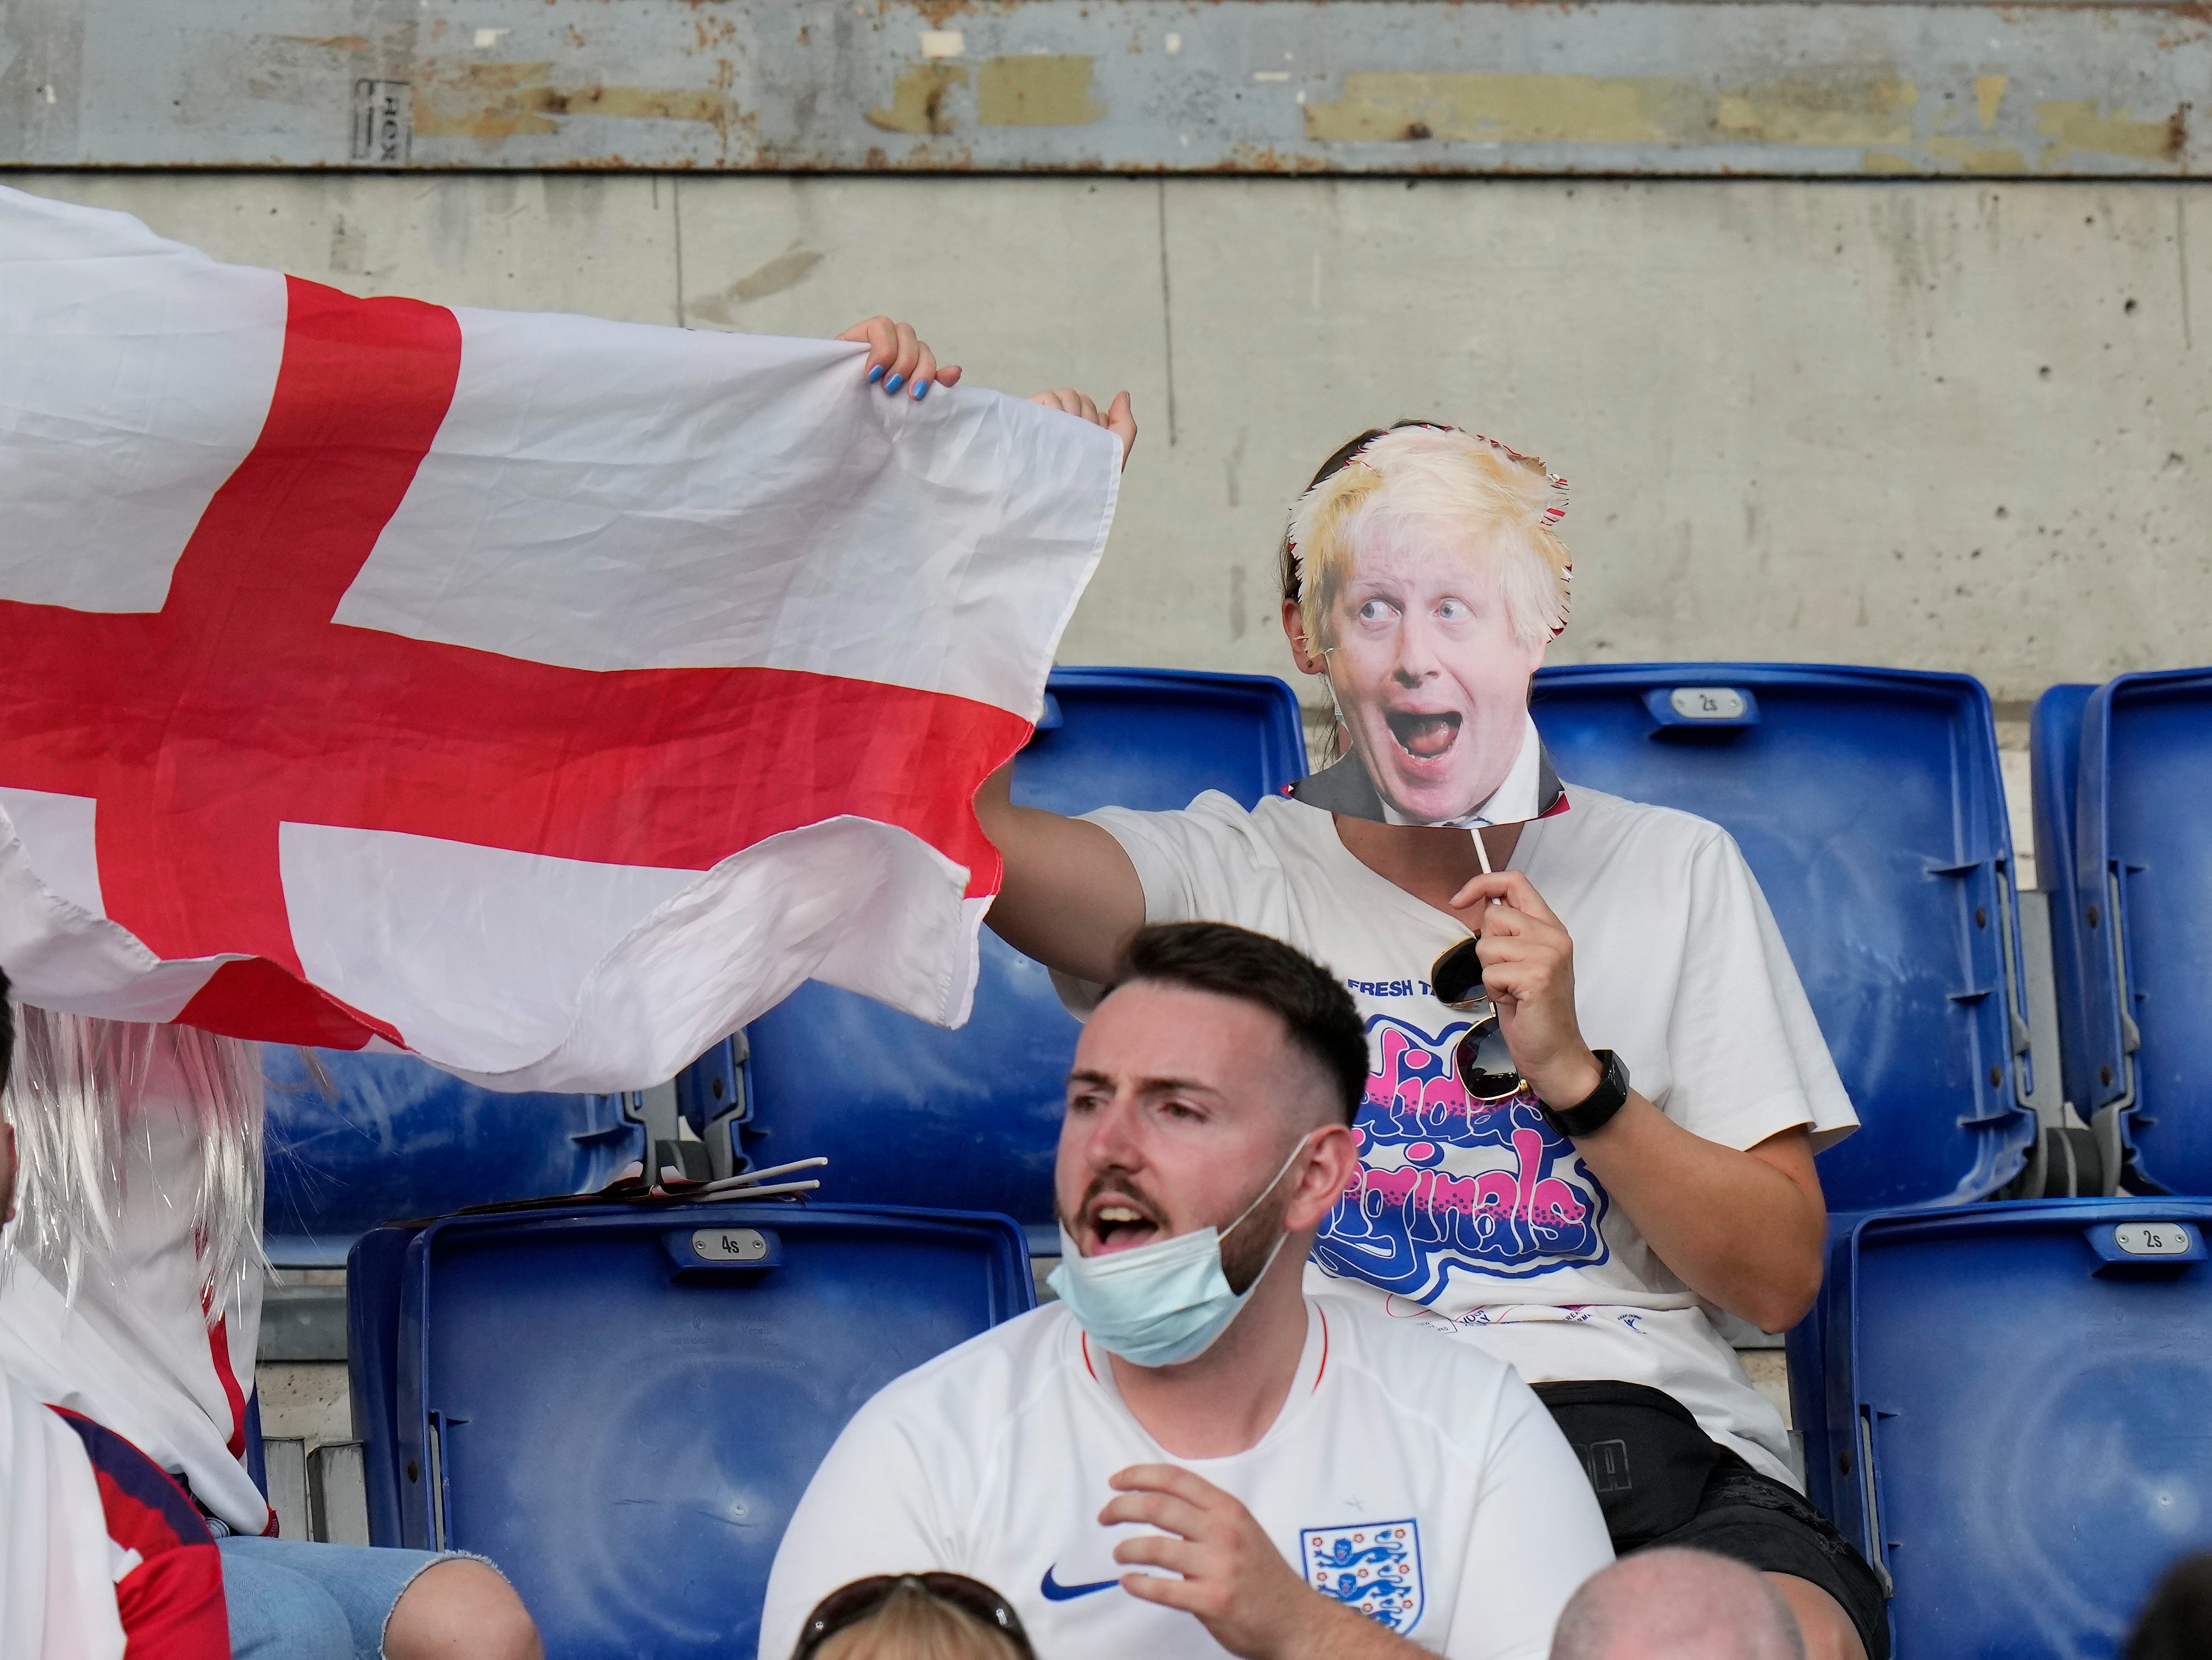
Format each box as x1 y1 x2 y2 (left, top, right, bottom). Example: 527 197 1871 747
0 185 1118 1091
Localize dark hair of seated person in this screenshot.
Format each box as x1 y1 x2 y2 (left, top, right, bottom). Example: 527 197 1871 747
792 1574 1033 1660
2127 1552 2212 1660
1107 921 1371 1125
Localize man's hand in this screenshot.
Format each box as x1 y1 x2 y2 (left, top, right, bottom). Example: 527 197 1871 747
1102 1465 1397 1660
1449 870 1601 1108
836 316 962 400
1033 388 1138 469
1451 873 1829 1330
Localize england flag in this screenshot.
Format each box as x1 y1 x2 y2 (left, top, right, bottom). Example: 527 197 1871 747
0 186 1119 1092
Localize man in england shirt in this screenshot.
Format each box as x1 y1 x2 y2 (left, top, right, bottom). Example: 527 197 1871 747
761 923 1612 1660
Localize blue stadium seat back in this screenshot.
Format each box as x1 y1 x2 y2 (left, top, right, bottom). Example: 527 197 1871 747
1528 664 2037 1212
2030 684 2098 1118
2074 668 2212 1194
1822 1200 2212 1657
392 1202 1033 1659
347 1221 426 1546
733 668 1308 1225
264 1047 641 1265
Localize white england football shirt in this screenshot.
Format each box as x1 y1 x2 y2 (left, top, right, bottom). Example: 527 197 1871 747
1066 785 1858 1488
759 1298 1612 1660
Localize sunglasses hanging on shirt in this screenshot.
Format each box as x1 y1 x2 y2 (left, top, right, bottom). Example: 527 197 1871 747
1429 937 1526 1103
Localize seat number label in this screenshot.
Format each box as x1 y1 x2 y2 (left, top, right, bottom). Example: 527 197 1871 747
693 1227 770 1262
2113 1222 2192 1257
1668 687 1747 721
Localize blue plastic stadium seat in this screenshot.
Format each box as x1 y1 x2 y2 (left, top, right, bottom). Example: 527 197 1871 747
729 667 1307 1229
2029 684 2097 1120
1529 664 2037 1212
381 1202 1032 1660
1527 664 2040 1531
1814 1200 2212 1657
2071 668 2212 1195
264 1047 641 1266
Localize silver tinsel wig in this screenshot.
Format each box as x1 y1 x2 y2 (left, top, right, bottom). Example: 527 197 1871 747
1 1007 266 1320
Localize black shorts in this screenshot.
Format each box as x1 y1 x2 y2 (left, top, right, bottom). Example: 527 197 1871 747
1536 1380 1889 1660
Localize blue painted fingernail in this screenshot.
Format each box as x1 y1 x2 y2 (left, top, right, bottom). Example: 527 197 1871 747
913 378 929 402
884 373 905 394
867 364 884 384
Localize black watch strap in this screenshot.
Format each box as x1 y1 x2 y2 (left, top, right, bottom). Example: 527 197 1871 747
1538 1049 1631 1139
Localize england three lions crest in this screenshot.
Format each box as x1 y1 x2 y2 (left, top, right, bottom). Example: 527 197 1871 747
1301 1519 1424 1634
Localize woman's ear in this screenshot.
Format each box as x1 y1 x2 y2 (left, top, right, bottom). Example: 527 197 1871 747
1281 599 1328 676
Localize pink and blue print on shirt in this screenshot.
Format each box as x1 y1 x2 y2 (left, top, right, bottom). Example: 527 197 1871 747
1314 1014 1609 1299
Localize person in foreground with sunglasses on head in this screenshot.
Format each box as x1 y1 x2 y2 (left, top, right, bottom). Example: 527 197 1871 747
970 411 1879 1660
762 922 1614 1660
792 1574 1033 1660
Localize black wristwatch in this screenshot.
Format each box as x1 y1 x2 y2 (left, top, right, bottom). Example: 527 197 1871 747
1538 1049 1631 1139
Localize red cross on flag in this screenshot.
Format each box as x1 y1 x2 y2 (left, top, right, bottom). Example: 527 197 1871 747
0 187 1118 1093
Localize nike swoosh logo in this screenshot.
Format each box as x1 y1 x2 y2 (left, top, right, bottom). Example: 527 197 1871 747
1039 1566 1119 1601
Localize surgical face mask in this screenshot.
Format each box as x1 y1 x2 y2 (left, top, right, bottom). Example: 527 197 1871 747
1047 1134 1314 1370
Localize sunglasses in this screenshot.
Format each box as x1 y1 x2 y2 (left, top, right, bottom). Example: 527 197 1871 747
793 1574 1035 1660
1429 938 1525 1103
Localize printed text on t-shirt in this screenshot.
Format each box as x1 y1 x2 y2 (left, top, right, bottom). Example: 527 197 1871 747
1314 1015 1610 1300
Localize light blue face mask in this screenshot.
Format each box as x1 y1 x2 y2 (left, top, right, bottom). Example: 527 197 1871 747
1048 1135 1313 1370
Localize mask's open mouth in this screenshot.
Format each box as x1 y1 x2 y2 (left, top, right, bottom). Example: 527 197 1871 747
1085 1198 1163 1255
1385 707 1461 760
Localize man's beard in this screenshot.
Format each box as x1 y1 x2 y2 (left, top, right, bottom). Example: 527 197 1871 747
1220 1180 1293 1294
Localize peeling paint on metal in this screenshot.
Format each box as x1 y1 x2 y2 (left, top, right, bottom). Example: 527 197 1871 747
976 55 1102 128
4 1 2208 177
1975 76 2007 132
1305 72 1686 145
2035 100 2189 165
1923 135 2027 174
412 60 746 148
1714 78 1917 147
1306 71 1916 150
868 63 967 134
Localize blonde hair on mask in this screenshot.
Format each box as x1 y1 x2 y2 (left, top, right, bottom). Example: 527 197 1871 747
1285 425 1572 655
808 1581 1025 1660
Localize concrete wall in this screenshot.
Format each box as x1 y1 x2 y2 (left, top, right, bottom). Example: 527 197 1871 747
13 170 2207 719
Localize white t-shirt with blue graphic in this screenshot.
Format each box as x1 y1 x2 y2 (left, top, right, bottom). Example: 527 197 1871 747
1075 786 1858 1488
759 1299 1612 1660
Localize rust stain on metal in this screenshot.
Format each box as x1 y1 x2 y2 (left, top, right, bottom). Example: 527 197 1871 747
412 61 748 148
976 55 1104 127
868 63 968 133
909 1 982 28
1224 142 1330 173
2036 98 2189 163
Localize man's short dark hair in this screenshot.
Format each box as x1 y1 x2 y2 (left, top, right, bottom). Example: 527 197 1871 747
1107 922 1368 1125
